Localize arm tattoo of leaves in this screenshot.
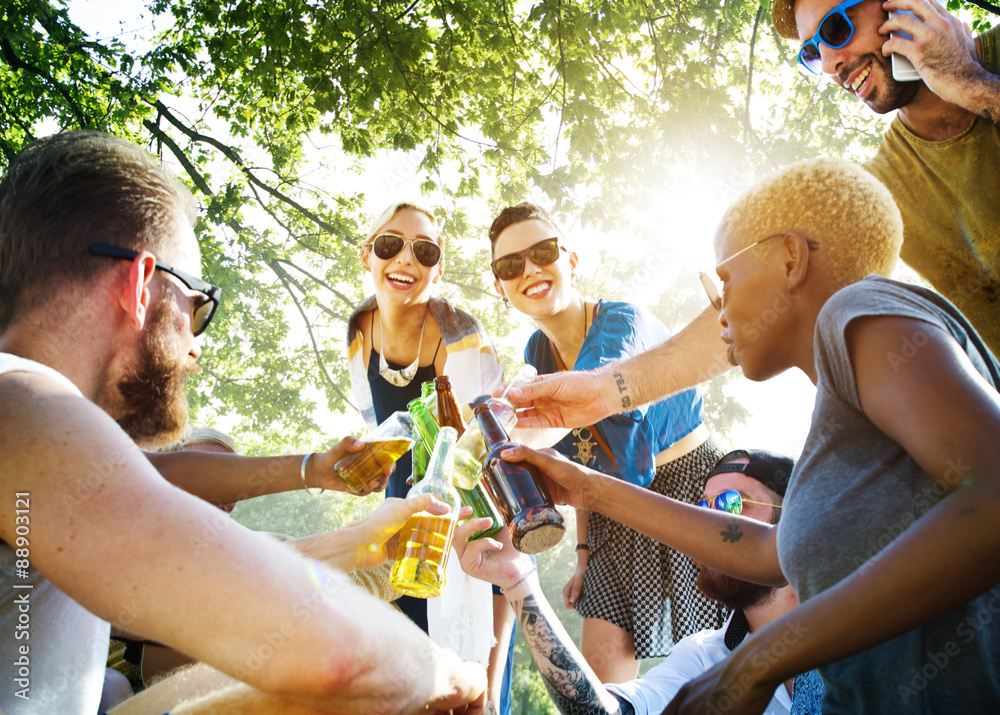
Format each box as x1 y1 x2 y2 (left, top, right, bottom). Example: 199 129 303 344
721 522 744 542
512 595 626 714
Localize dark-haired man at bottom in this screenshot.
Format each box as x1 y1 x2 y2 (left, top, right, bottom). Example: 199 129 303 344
457 449 822 714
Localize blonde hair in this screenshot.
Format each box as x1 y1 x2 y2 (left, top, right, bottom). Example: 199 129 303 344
157 425 237 453
360 202 440 256
716 158 902 288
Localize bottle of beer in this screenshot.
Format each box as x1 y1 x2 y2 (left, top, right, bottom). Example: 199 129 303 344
434 375 481 486
418 377 503 541
333 411 414 494
434 376 466 436
390 427 462 599
474 402 565 554
420 379 437 417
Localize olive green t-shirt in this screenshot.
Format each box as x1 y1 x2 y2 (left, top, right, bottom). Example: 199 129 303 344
864 25 1000 356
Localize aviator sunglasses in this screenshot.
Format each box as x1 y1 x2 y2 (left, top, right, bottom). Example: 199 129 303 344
491 237 566 281
371 234 442 267
798 0 868 74
88 243 222 337
697 489 783 515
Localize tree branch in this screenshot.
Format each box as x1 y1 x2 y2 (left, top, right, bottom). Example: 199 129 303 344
143 117 213 195
150 100 349 241
270 261 356 409
743 5 765 148
0 38 87 126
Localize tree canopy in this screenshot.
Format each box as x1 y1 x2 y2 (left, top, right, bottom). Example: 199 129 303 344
2 0 992 450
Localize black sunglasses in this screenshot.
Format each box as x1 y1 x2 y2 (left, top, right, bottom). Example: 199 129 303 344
371 234 442 267
88 243 222 336
491 237 566 281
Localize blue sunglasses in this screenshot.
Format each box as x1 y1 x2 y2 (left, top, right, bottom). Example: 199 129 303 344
798 0 868 74
697 489 782 515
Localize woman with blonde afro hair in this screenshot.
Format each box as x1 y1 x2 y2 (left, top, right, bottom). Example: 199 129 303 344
715 157 903 290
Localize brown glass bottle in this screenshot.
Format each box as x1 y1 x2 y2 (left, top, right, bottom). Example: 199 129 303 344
434 376 466 437
473 403 565 554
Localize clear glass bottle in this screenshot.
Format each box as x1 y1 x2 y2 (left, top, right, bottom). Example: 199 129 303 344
390 427 462 599
333 411 414 494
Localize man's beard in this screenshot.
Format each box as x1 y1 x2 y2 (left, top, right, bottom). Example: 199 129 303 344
697 568 774 611
115 297 191 447
851 52 921 115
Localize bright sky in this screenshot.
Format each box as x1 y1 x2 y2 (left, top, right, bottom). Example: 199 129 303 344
67 0 820 459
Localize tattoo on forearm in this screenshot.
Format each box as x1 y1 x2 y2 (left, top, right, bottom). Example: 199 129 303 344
511 595 624 714
613 371 631 410
721 522 744 543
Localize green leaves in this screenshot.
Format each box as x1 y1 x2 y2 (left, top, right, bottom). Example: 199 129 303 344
6 0 985 452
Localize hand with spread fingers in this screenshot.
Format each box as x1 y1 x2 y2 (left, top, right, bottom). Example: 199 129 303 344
881 0 984 109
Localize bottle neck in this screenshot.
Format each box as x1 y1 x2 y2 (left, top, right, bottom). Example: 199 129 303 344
409 404 440 451
420 429 459 503
436 382 465 435
476 404 509 448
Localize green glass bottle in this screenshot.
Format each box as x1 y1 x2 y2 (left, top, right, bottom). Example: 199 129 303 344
409 382 435 484
407 395 502 540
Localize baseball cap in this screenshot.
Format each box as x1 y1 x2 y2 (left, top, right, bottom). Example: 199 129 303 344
705 448 795 498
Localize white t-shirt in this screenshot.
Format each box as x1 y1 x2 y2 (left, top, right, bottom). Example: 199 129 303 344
0 354 111 715
606 613 792 715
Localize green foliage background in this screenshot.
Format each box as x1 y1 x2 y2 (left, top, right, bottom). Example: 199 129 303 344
2 0 993 709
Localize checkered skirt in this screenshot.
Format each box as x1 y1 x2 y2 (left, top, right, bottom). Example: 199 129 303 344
574 438 728 658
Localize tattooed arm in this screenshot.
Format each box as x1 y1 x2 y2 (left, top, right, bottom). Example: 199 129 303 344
510 578 633 715
507 306 728 429
501 446 785 588
455 519 636 715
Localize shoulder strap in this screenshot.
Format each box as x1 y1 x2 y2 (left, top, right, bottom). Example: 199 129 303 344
549 303 618 471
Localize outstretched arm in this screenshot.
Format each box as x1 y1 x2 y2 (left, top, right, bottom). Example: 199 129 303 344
146 435 390 505
112 659 486 715
287 494 450 571
500 446 784 587
508 306 729 430
882 0 1000 122
0 373 483 714
455 520 633 715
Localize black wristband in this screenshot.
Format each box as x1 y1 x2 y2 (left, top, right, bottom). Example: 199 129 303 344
575 544 590 551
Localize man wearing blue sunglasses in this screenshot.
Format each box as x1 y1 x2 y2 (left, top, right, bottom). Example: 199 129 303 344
773 0 1000 358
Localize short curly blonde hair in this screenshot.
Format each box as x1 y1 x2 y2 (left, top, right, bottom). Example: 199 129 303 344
716 157 902 289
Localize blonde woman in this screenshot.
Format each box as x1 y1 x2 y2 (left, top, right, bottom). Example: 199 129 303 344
345 202 514 713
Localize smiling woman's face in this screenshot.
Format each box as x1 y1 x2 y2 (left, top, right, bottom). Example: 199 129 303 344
363 208 443 307
492 218 577 321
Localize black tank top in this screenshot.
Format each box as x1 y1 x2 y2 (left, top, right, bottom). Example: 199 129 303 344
365 310 442 499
